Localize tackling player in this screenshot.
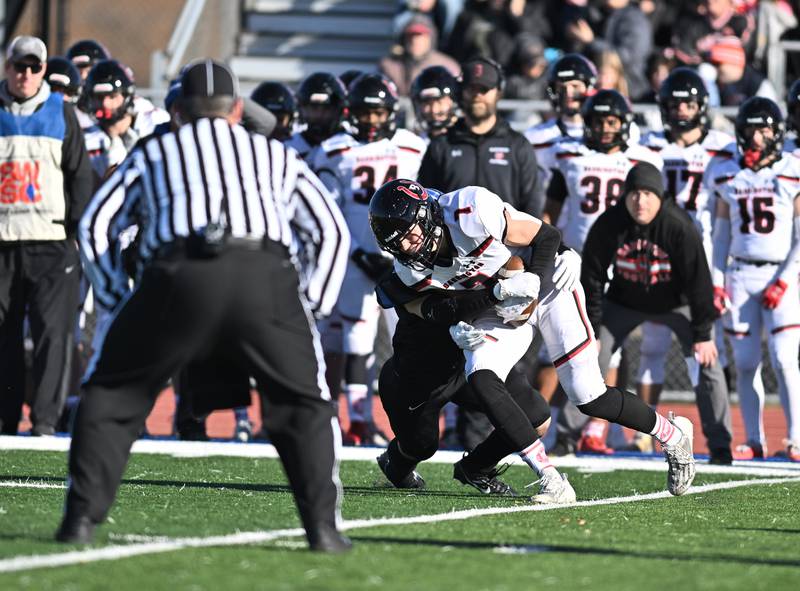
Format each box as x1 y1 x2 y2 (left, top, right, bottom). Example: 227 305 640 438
711 97 800 462
371 179 698 499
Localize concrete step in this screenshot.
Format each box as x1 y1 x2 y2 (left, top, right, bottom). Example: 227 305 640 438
243 0 395 16
239 31 390 60
243 12 393 38
231 55 379 86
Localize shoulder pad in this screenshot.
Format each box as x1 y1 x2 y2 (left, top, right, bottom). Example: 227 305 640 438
375 272 428 308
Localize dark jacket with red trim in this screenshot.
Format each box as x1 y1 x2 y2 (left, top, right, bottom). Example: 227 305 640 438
418 118 542 217
580 197 716 343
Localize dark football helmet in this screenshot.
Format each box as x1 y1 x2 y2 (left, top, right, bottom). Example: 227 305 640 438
658 67 709 135
787 78 800 133
338 69 363 89
66 39 110 70
546 53 597 116
581 89 633 153
347 73 399 142
410 66 458 133
735 97 785 168
369 179 444 271
84 59 135 124
251 82 297 141
296 72 347 142
46 57 81 102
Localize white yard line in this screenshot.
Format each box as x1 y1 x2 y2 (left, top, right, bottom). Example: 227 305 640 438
0 481 65 490
0 475 798 574
3 435 799 477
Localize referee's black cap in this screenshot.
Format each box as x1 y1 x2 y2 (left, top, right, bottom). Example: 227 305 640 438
181 59 238 98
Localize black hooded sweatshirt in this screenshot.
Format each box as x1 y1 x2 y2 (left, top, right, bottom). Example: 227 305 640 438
580 196 716 343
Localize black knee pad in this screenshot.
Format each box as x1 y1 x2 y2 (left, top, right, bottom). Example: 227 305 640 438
505 368 551 428
577 386 655 433
344 353 370 385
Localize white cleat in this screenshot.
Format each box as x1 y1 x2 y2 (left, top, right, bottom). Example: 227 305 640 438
529 472 576 504
663 414 696 496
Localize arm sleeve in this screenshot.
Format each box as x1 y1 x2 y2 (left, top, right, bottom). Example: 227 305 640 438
515 135 542 217
678 224 716 342
580 217 615 333
290 159 351 317
527 221 561 278
419 288 500 326
77 154 143 309
61 104 94 237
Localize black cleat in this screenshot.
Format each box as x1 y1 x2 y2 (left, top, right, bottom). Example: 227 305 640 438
548 435 577 457
307 523 352 553
55 514 96 544
453 459 517 496
709 447 733 465
377 451 426 489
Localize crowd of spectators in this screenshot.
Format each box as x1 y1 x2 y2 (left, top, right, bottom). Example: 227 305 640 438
382 0 798 107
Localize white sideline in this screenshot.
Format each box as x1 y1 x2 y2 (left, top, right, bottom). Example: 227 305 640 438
2 435 800 477
0 476 798 574
0 481 65 490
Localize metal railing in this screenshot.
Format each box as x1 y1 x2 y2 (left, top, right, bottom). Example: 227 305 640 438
149 0 208 88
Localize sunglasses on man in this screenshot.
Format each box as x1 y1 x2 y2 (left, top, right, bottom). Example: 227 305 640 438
12 62 43 74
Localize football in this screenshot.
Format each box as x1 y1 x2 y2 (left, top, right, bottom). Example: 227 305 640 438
496 255 537 325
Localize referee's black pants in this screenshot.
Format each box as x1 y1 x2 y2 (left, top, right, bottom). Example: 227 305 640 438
64 244 342 541
0 241 79 434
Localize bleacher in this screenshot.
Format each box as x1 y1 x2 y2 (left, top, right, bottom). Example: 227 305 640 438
231 0 397 90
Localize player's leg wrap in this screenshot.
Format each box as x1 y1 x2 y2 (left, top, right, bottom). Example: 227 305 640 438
344 354 371 422
768 330 800 443
467 369 538 452
577 386 657 434
464 369 548 471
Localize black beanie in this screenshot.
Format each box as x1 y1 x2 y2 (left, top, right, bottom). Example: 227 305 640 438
624 162 665 200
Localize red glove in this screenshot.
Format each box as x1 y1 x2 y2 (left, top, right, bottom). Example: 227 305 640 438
762 279 788 310
713 286 730 314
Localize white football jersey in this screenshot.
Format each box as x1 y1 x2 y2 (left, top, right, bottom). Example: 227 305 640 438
552 141 663 250
84 105 171 178
285 132 316 162
525 118 583 190
710 152 800 261
642 130 735 240
312 128 426 253
394 186 516 292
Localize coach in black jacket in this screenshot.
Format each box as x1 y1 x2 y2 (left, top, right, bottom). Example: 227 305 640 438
574 162 732 462
417 57 542 217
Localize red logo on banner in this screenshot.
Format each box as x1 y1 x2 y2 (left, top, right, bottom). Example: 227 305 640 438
0 161 42 204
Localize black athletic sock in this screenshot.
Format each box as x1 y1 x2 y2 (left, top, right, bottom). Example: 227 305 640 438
577 387 657 433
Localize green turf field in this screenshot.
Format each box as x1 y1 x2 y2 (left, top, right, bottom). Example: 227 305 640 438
1 446 799 591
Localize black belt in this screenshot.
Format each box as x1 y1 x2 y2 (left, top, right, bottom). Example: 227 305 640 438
733 256 781 267
156 236 284 258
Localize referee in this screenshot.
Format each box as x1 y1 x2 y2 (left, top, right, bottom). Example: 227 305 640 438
55 60 352 552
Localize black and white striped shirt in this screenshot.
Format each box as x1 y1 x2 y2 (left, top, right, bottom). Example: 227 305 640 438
78 117 349 315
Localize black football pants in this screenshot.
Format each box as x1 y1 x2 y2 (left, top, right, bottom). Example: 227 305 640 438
0 241 79 433
64 245 342 539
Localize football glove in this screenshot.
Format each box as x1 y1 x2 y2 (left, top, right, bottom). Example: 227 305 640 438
351 247 393 281
495 296 535 324
493 271 540 301
449 321 487 351
553 248 581 292
762 279 788 310
713 286 731 314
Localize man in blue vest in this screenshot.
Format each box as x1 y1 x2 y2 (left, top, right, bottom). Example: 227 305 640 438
0 36 93 435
